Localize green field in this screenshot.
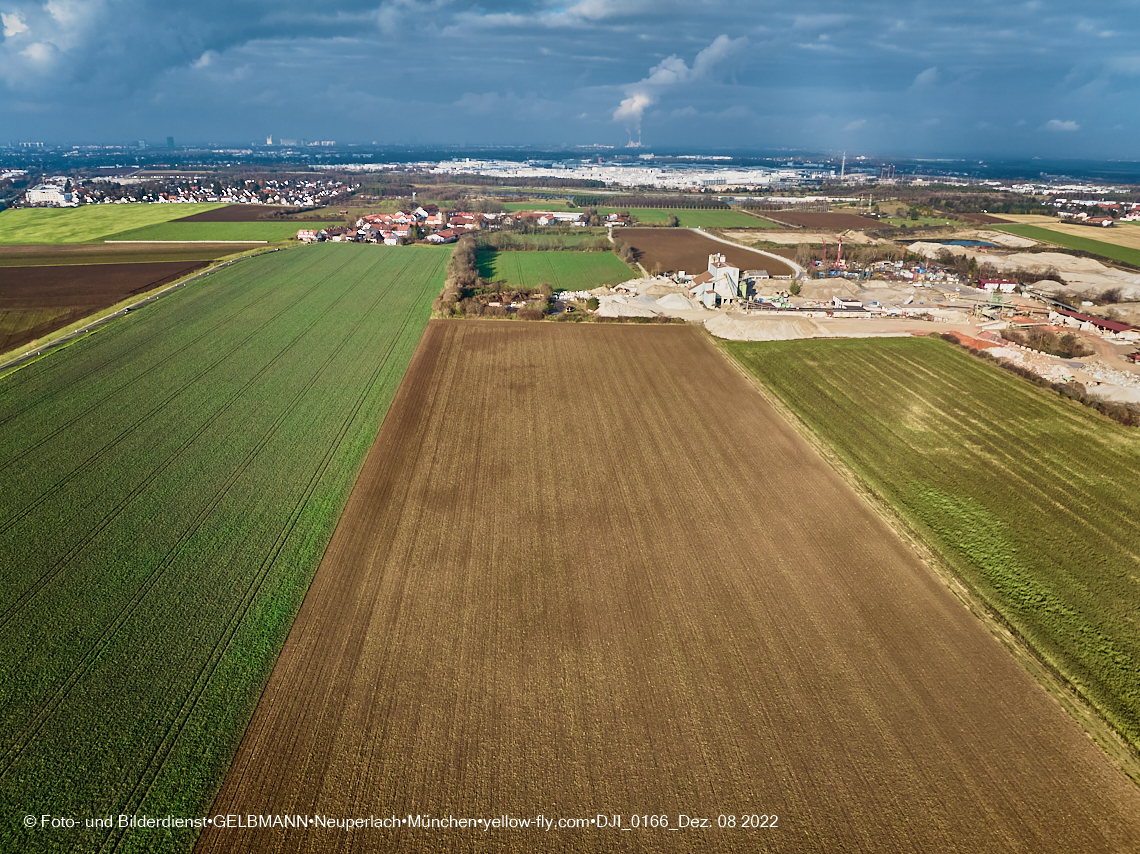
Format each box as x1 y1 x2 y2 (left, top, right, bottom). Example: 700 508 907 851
502 201 575 211
991 223 1140 267
726 336 1140 753
479 231 610 250
601 208 775 228
0 204 224 244
476 249 633 289
0 244 448 853
102 221 340 243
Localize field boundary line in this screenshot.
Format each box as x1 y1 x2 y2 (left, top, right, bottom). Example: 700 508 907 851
706 330 1140 788
0 246 287 378
104 240 270 244
103 255 443 851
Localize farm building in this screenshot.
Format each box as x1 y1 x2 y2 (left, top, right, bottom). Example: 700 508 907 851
1050 309 1138 341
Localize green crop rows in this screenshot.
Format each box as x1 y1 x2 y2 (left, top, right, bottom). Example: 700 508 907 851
600 208 772 228
102 221 340 243
0 205 224 244
0 243 448 853
476 249 633 289
726 336 1140 753
991 223 1140 268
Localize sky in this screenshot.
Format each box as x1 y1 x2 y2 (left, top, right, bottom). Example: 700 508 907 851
2 0 1140 159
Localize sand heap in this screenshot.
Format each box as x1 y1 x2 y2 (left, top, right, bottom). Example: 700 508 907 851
908 244 1140 301
595 295 660 318
655 293 700 311
705 314 829 341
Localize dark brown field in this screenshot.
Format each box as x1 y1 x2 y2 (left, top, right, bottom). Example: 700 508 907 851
621 228 796 276
197 321 1140 853
760 211 882 230
0 243 232 267
175 205 329 222
0 261 207 351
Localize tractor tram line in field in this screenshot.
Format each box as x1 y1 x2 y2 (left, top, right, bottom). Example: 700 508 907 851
106 256 443 850
0 252 423 759
198 321 1140 854
0 249 322 433
0 245 450 853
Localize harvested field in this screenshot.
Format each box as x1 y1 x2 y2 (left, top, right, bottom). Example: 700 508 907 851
959 213 1009 224
0 244 447 854
622 228 795 276
757 211 883 230
0 243 238 267
0 261 209 351
991 224 1140 268
199 321 1140 854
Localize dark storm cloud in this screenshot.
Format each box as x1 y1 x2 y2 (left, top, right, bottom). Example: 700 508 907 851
3 0 1140 156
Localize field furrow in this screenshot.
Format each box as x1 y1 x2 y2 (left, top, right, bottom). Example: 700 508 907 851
0 244 450 854
199 322 1140 853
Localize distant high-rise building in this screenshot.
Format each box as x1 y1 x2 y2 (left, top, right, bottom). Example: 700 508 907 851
167 136 175 150
266 135 273 145
138 139 147 149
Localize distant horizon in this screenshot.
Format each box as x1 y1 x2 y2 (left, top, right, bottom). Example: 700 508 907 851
3 3 1140 162
6 143 1140 186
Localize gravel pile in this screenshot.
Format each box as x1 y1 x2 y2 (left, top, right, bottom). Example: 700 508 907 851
705 314 829 341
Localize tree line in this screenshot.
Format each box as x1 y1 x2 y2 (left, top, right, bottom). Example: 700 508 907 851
571 195 729 210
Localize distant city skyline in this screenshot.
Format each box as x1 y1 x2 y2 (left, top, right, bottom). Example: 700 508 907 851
2 1 1138 159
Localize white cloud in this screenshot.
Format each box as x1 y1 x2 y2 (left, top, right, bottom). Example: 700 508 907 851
21 41 55 62
910 66 938 89
2 11 28 37
845 118 866 131
193 50 216 69
45 1 82 25
613 91 655 127
611 34 747 131
1045 119 1079 132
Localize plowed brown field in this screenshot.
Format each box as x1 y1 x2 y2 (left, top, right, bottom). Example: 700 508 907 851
175 204 303 222
758 211 882 229
198 322 1140 854
0 260 208 351
621 228 795 276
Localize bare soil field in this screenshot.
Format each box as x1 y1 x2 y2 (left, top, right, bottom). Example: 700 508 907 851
1009 220 1140 252
719 229 884 246
622 228 795 276
0 261 207 350
198 321 1140 854
0 243 232 267
758 211 882 230
174 205 325 222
